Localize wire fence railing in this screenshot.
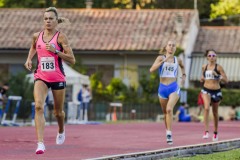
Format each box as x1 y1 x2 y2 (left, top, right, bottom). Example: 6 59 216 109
88 102 163 121
1 99 165 125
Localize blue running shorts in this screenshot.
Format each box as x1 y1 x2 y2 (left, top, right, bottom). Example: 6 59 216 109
158 81 180 99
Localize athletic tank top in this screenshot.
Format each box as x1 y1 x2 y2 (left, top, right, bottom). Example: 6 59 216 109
159 56 178 78
34 31 65 82
203 64 220 80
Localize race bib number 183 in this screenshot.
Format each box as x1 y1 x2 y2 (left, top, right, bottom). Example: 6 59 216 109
40 57 55 72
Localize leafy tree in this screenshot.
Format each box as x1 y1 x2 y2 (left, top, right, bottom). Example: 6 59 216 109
56 0 85 8
0 0 221 22
174 47 184 57
210 0 240 20
0 0 52 8
6 72 34 120
93 0 115 8
90 72 108 102
105 78 128 102
0 0 4 7
113 0 220 20
139 71 159 104
155 0 194 9
113 0 132 9
8 71 34 100
197 0 219 19
90 72 139 103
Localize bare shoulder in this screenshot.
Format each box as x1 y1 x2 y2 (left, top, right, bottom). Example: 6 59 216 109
58 32 68 40
31 32 41 45
217 64 223 69
31 32 41 41
33 32 41 38
202 64 207 69
217 64 224 71
58 32 70 44
156 55 164 60
177 57 183 63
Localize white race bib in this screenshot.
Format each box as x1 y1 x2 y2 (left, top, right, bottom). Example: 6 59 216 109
40 57 55 72
163 63 175 76
205 70 214 79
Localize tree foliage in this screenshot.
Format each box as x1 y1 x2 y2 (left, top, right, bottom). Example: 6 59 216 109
8 71 34 100
0 0 220 20
1 0 52 8
139 71 159 103
0 0 4 7
105 78 128 101
210 0 240 20
56 0 85 8
197 0 219 19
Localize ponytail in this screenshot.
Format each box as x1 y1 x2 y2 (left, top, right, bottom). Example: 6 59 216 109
45 7 71 26
159 45 167 55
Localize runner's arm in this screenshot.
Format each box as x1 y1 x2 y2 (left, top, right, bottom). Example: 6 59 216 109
24 32 39 71
56 32 76 64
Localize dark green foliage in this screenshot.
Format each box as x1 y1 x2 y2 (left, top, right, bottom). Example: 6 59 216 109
6 72 34 120
8 71 34 100
105 78 128 101
90 72 110 102
56 0 85 8
92 0 114 8
175 47 184 57
71 56 87 75
221 89 240 106
185 88 201 107
139 72 159 104
197 0 219 19
1 0 52 8
90 71 158 104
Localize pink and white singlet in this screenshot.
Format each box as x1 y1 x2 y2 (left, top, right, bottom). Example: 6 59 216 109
34 31 65 82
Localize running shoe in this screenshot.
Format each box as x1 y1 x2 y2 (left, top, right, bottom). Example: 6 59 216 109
56 130 65 145
35 142 45 154
166 134 173 145
202 131 209 139
212 133 218 141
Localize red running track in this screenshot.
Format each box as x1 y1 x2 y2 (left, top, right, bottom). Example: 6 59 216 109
0 121 239 160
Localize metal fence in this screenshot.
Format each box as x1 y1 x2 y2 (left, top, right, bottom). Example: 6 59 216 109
1 100 165 124
88 102 163 121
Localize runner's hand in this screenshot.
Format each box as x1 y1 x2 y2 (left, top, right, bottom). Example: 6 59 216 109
212 70 219 76
24 60 32 71
46 42 55 53
181 77 185 87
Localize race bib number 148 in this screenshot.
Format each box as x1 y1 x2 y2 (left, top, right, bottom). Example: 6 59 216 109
40 57 55 72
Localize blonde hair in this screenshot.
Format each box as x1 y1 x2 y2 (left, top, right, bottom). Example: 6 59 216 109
159 40 176 55
159 46 167 55
45 7 71 25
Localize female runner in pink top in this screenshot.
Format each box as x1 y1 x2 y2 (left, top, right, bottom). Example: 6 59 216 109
24 7 75 154
34 30 65 82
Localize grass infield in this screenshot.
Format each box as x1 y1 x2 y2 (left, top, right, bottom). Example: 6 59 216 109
170 148 240 160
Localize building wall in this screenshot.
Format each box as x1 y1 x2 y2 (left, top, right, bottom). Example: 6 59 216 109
182 10 200 88
78 53 156 87
0 52 30 64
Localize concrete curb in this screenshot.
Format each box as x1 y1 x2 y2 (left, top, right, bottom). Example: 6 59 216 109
88 138 240 160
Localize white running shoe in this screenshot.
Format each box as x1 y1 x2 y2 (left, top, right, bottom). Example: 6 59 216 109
166 134 173 145
202 131 209 139
212 133 218 141
56 130 65 145
35 142 45 154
